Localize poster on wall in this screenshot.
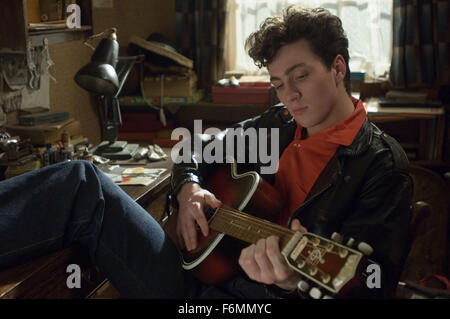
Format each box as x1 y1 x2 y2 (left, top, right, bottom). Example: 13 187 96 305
0 41 55 116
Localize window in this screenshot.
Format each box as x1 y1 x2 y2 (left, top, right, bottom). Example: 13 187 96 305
225 0 393 81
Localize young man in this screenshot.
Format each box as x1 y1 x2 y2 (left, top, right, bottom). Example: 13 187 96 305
0 7 411 299
171 6 412 298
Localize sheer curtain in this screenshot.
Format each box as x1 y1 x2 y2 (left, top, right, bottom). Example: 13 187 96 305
225 0 393 81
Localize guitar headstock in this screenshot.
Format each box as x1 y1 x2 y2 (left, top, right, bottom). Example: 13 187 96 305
281 231 375 299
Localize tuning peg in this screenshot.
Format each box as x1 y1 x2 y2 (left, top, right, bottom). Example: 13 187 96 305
296 259 306 269
345 237 355 247
325 242 334 252
309 287 322 299
338 247 348 258
309 266 318 276
320 273 331 284
357 241 373 256
311 237 321 246
331 232 343 243
297 280 310 292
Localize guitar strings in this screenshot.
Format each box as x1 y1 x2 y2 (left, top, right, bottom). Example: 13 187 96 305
213 206 346 259
213 205 294 242
211 213 286 244
216 205 365 288
211 206 349 283
214 206 288 236
215 208 334 280
216 205 291 236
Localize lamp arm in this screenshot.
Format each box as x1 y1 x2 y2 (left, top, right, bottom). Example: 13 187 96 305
100 54 144 144
114 54 145 98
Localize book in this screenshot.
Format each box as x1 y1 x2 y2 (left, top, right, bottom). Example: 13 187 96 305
143 61 193 76
4 118 81 145
120 90 204 107
378 97 442 108
385 90 428 103
19 107 49 115
142 74 198 97
5 159 41 179
19 111 70 126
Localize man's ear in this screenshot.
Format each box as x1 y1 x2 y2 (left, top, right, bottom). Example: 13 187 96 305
333 54 347 84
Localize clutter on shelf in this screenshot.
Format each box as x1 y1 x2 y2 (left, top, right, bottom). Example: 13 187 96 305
0 108 91 178
118 33 202 146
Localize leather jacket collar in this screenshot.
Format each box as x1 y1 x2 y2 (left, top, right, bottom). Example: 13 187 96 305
337 118 373 157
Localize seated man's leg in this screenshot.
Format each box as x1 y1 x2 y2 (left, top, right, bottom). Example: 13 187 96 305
0 160 200 298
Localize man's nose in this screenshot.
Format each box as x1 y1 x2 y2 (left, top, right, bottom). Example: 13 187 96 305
285 81 301 102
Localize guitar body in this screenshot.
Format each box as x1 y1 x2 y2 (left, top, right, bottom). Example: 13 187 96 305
165 160 372 297
164 160 284 285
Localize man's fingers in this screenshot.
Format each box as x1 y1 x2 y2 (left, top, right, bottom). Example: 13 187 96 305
290 218 307 233
176 189 220 251
265 236 293 281
186 223 198 251
205 192 222 208
181 218 199 251
254 239 276 284
190 202 209 237
239 245 260 281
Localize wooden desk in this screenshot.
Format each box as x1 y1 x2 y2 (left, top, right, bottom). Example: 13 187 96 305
0 149 173 299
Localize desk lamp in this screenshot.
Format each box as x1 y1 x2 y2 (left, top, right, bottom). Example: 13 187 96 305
74 28 142 160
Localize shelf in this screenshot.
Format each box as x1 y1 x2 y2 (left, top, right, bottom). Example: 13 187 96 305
0 0 93 51
28 25 93 46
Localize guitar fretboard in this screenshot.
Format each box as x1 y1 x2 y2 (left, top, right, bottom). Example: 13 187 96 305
204 206 363 296
209 205 295 248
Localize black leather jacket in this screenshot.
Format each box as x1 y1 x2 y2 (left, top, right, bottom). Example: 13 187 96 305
170 103 413 298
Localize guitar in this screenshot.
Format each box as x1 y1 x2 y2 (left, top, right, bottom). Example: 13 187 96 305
164 158 374 298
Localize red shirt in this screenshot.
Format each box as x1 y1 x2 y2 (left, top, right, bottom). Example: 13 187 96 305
274 98 367 226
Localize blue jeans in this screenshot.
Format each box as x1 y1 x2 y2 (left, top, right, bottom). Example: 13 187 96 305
0 161 268 298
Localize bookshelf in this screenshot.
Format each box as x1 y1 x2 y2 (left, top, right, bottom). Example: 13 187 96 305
119 94 446 162
0 0 93 51
365 99 446 161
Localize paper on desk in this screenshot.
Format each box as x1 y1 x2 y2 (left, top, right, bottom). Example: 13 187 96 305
116 167 167 186
104 172 123 183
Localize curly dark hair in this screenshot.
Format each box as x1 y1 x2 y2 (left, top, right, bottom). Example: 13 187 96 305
246 6 352 94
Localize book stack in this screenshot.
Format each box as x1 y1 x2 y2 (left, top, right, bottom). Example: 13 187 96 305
4 116 80 145
119 90 204 107
5 158 42 179
379 90 442 108
141 73 199 104
125 35 203 106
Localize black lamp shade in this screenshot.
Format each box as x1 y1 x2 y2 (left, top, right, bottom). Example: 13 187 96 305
74 37 120 96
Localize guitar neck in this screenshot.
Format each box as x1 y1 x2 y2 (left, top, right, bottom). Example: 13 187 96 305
207 205 366 297
209 205 295 248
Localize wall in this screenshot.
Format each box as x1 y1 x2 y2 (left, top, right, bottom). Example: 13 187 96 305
49 40 101 144
92 0 176 47
47 0 176 144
